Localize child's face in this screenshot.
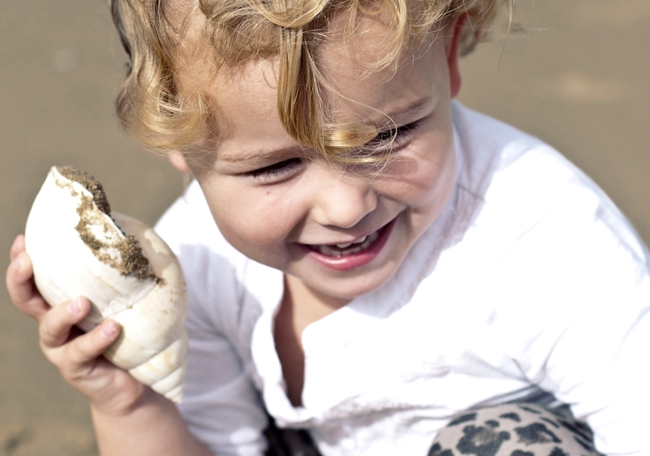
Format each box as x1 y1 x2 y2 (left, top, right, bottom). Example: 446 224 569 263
176 16 461 302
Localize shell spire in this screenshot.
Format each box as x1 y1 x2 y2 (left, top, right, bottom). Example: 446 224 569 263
25 166 188 402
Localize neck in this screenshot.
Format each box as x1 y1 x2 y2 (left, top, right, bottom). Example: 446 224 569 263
284 274 351 323
273 275 351 407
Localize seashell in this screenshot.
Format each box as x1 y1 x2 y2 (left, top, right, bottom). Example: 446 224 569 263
24 166 188 402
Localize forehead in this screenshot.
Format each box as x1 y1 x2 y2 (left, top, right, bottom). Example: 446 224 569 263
317 14 446 121
174 8 449 161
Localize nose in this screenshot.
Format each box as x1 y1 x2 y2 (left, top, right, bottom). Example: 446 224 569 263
309 167 378 229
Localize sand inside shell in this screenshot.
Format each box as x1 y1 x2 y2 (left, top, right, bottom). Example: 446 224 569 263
57 165 111 214
56 166 158 282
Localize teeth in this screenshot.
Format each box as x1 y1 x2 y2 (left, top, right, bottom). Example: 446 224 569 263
318 245 341 257
315 230 381 257
335 235 367 249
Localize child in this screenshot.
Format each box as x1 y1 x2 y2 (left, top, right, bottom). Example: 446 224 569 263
7 0 650 454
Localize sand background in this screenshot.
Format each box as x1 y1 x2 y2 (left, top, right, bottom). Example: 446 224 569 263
1 0 648 454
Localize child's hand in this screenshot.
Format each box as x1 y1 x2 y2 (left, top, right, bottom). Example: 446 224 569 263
6 235 147 415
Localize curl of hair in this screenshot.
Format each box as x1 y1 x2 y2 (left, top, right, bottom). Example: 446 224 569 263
110 0 513 163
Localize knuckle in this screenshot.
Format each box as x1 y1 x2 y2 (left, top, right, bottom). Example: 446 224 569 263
53 337 92 375
38 318 58 346
71 329 106 362
37 306 69 346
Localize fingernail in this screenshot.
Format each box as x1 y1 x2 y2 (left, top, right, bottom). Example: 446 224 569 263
101 321 119 338
68 297 81 314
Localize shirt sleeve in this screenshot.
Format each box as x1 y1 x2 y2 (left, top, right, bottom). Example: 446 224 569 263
155 184 268 456
488 178 650 456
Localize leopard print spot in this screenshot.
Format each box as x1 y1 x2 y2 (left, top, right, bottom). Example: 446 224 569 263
511 451 534 456
500 413 522 423
515 423 562 445
429 442 455 456
449 413 478 427
457 425 511 456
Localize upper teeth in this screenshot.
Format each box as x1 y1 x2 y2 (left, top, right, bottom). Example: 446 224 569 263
313 232 380 257
336 236 367 249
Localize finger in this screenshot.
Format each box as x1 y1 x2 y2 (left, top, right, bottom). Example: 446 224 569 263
6 251 50 319
39 297 91 349
64 320 121 368
9 235 25 262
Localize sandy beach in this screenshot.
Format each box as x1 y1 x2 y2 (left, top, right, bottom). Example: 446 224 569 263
1 0 648 454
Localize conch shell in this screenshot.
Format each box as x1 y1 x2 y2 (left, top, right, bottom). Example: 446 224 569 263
24 166 188 402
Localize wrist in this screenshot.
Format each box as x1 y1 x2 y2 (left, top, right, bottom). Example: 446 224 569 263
90 386 207 456
89 380 150 418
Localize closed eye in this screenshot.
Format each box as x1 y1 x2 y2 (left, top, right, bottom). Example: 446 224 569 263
364 120 421 151
247 158 302 183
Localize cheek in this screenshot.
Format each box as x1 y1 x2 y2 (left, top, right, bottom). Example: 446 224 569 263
386 133 456 209
202 181 297 260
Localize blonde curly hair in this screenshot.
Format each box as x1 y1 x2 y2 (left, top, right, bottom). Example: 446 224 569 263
110 0 513 163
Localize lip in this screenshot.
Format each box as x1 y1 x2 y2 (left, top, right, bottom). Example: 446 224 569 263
299 218 396 271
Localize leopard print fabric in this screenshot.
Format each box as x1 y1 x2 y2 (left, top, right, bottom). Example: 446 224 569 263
264 403 603 455
428 404 603 456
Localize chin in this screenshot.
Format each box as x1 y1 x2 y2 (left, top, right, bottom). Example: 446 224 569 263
311 263 402 301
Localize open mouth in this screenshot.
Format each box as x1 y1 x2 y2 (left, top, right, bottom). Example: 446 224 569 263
299 219 396 271
303 218 396 259
311 230 381 258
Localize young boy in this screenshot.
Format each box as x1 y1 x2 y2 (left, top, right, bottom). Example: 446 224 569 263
7 0 650 454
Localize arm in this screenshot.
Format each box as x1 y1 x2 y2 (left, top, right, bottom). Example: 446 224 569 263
6 235 213 456
91 388 212 456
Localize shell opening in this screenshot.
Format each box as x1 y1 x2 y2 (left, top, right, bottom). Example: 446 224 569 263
55 166 158 282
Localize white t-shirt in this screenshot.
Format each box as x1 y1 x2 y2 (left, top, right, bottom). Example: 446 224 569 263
155 102 650 456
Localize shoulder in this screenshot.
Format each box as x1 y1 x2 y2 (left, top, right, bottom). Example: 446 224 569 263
449 102 650 315
452 102 647 259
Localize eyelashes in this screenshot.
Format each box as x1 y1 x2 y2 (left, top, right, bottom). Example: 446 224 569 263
248 158 302 182
363 120 420 152
246 119 423 183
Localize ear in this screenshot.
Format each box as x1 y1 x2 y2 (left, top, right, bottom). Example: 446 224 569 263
445 14 467 99
168 152 191 173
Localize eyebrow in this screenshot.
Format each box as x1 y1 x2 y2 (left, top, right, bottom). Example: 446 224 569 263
217 145 305 165
216 95 433 165
372 96 433 127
